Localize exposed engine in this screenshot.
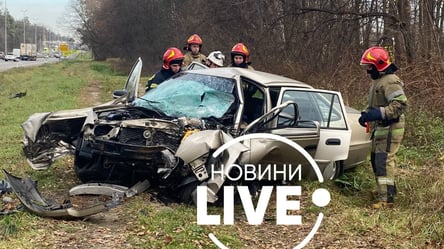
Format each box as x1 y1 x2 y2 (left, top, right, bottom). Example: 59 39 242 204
74 106 229 188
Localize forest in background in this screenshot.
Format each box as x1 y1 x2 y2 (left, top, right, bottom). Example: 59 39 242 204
70 0 444 117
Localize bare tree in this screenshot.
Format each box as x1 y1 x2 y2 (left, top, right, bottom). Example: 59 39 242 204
71 0 443 97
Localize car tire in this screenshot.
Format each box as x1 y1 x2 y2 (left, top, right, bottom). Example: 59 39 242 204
178 181 199 205
74 149 132 186
74 149 105 183
74 135 112 184
323 161 344 180
74 134 158 187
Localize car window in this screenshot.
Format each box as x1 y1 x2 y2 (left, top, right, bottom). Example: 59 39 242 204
133 73 236 119
241 79 265 123
269 87 281 108
279 90 347 129
185 61 208 70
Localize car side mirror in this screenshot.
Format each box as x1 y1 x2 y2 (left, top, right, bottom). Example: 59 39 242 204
112 89 127 99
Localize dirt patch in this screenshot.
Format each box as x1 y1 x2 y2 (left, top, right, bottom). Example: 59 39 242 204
49 209 132 249
32 81 132 249
79 81 103 106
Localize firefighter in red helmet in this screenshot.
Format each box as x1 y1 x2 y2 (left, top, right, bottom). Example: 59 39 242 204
359 46 408 209
145 47 184 91
183 34 206 67
230 42 254 70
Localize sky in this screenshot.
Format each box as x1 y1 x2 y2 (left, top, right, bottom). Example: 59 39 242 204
5 0 73 37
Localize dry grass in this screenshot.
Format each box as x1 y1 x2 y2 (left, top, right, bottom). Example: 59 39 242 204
0 58 443 248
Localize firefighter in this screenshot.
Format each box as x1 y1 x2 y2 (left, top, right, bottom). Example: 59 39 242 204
230 42 254 70
206 51 225 68
183 34 206 67
358 46 408 209
145 47 184 91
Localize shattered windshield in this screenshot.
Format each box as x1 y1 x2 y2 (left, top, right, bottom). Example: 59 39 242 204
133 73 236 118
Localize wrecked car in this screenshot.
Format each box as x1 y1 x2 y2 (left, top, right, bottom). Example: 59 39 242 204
21 58 370 203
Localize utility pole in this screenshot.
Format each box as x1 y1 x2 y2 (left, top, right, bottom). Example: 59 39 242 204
22 9 27 43
34 19 38 51
4 0 6 53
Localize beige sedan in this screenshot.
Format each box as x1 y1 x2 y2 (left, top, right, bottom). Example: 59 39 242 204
21 59 371 204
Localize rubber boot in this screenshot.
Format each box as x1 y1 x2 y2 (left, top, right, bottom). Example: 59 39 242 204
372 201 393 209
372 185 395 209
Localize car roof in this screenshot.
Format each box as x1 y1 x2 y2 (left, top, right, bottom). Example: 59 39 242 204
183 67 313 89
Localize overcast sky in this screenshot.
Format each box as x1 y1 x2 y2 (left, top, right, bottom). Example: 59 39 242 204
5 0 73 37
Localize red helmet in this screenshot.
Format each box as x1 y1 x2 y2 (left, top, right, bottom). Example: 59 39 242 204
187 34 203 45
360 46 391 72
231 43 249 63
162 47 184 69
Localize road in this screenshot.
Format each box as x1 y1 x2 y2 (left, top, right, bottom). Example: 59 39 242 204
0 57 60 72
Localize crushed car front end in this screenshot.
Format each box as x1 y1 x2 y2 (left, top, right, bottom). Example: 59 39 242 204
73 105 207 187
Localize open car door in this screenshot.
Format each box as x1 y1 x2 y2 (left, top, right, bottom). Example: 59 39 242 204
275 88 352 178
111 57 142 103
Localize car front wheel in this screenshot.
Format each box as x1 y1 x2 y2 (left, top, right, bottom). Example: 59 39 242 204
73 134 118 185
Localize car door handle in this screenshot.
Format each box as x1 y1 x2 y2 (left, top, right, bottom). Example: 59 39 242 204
325 138 341 145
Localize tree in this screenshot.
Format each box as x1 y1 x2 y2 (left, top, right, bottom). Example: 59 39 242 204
72 0 444 81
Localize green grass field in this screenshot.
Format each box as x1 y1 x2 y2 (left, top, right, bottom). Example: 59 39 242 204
0 57 442 248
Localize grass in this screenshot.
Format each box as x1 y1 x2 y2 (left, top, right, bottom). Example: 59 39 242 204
0 57 443 248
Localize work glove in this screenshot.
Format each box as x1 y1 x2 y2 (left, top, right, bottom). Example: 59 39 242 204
359 108 383 127
358 115 366 127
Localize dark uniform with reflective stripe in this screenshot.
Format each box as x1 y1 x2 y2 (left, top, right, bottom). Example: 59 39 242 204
367 73 407 203
145 68 175 92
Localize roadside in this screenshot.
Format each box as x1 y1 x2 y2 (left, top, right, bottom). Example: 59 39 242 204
0 57 60 72
54 62 444 249
60 72 131 249
80 80 103 106
0 59 442 249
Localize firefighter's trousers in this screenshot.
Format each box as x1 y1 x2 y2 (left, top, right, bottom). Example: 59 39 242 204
370 116 405 203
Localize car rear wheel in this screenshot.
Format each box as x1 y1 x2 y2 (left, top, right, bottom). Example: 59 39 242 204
322 161 344 180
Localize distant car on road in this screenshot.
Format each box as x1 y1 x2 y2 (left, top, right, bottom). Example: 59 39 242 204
5 53 19 62
20 55 30 61
0 51 5 60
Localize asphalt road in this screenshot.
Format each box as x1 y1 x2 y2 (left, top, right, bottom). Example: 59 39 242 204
0 57 61 72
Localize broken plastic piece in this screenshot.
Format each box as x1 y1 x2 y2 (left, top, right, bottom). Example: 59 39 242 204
68 179 150 198
3 170 118 219
125 179 150 198
69 183 129 198
0 179 12 195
